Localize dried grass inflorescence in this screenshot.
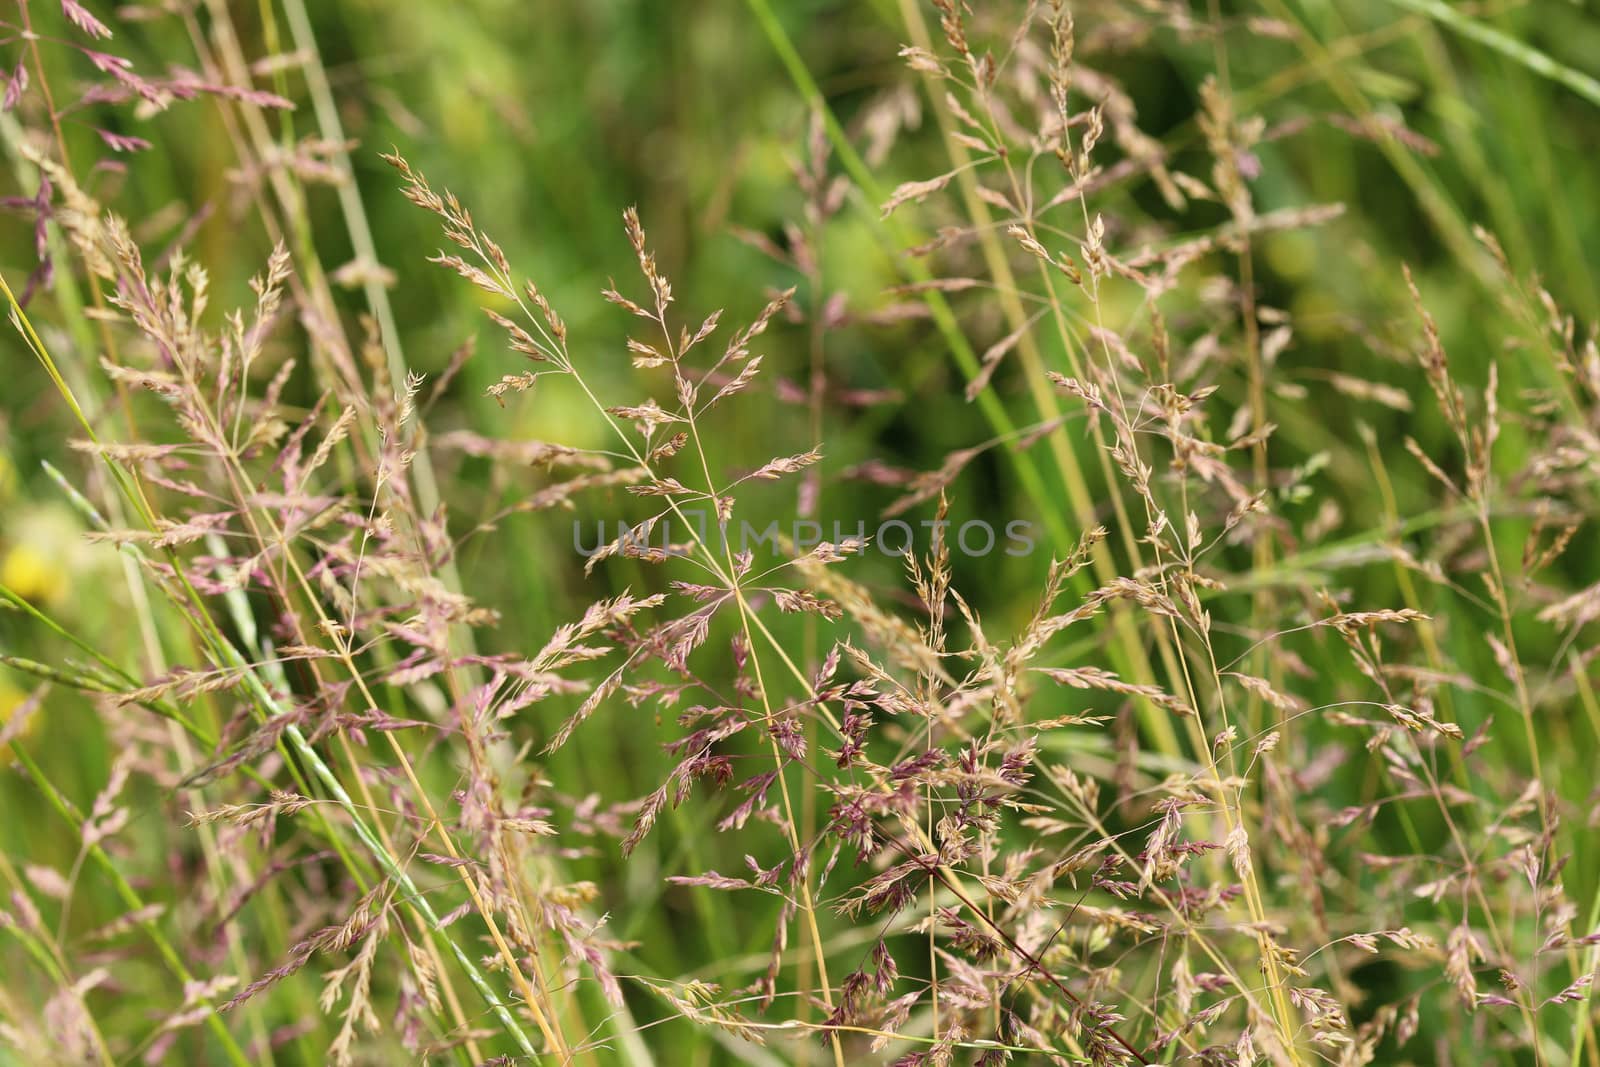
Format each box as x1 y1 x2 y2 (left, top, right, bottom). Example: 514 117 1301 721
1 1 1599 1065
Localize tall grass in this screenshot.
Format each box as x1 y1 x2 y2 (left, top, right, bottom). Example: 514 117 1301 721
3 0 1600 1064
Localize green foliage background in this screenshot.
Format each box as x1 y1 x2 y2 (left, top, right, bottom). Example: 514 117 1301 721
3 0 1600 1062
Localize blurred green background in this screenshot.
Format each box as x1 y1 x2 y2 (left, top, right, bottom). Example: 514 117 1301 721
3 0 1600 1061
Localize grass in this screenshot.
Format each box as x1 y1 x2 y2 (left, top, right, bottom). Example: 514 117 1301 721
3 0 1600 1064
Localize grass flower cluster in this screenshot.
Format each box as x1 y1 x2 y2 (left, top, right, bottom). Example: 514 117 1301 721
2 0 1600 1064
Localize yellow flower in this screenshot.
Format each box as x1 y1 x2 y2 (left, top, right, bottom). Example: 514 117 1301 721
1 542 67 605
0 678 38 743
1 505 87 607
